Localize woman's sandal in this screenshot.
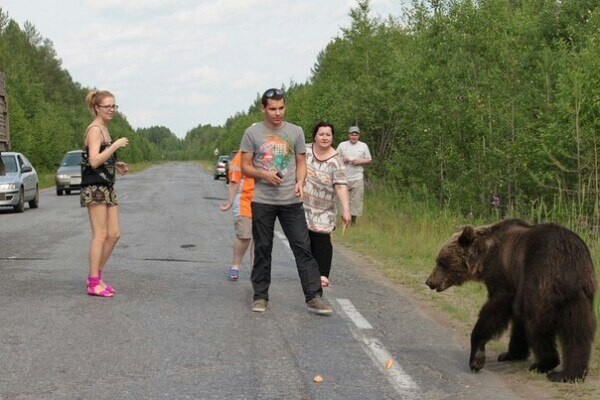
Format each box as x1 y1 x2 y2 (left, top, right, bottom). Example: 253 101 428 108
228 267 239 281
87 275 114 297
98 271 115 293
87 284 114 297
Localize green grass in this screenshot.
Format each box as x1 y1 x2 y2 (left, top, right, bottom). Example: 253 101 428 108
334 185 600 383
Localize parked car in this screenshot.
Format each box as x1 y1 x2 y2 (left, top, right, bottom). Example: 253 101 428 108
55 150 83 195
224 150 239 184
214 155 230 180
0 151 39 212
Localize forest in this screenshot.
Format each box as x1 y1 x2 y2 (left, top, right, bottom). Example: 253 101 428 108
199 0 600 227
1 0 599 226
0 9 166 167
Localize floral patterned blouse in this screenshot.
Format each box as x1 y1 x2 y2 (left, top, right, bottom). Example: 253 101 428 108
302 144 347 234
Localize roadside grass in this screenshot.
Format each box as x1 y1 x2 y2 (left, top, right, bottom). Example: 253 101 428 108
197 159 213 171
334 185 600 390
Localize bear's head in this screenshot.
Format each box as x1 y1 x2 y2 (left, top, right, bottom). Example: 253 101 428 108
426 225 490 292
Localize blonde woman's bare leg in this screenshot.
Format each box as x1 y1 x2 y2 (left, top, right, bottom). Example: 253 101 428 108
88 204 108 276
99 205 121 272
87 204 111 295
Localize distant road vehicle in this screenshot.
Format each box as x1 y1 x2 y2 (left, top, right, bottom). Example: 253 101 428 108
214 155 229 180
55 150 83 196
224 150 238 183
0 151 39 212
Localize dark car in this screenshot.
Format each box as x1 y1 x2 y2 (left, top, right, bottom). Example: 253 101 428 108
55 150 83 195
0 151 39 212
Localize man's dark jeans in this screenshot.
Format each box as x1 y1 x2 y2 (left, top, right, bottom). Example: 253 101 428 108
251 202 322 302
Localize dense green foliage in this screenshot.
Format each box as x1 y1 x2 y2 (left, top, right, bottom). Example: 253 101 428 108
200 0 600 227
0 9 166 170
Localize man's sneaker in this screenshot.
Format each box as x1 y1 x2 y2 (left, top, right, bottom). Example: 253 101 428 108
251 299 268 313
306 296 333 316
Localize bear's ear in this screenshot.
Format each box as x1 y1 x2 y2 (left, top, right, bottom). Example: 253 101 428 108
458 226 476 247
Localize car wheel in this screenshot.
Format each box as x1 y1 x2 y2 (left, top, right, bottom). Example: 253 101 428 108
65 189 71 195
214 174 219 180
56 188 63 196
29 185 40 208
14 187 25 213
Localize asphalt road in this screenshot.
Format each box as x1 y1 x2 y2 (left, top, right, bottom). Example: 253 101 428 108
0 162 526 399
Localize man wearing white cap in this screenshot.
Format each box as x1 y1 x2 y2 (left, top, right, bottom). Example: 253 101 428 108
336 126 372 224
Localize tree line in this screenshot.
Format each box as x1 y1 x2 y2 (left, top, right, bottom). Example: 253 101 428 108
0 8 171 169
196 0 600 227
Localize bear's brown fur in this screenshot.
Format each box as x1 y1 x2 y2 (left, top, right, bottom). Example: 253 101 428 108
425 218 597 382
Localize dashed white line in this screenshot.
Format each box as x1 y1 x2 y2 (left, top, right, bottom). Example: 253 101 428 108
336 298 373 330
274 230 420 397
274 231 289 248
336 299 419 397
355 331 419 395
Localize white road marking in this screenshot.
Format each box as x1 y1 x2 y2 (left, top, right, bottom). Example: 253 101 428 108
275 230 419 397
354 331 420 396
336 298 373 330
335 299 419 398
274 231 289 248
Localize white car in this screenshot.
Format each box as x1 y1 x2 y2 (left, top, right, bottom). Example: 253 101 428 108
214 155 229 180
0 151 39 212
55 150 83 195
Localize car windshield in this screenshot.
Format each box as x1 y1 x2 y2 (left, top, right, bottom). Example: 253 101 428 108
1 155 17 173
61 152 82 166
218 156 229 163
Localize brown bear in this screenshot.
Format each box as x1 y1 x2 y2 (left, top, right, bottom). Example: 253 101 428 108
425 218 596 382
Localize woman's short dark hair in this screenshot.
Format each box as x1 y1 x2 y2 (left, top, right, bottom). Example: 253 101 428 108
312 121 335 139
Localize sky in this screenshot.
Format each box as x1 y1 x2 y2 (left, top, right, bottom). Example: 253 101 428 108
1 0 406 138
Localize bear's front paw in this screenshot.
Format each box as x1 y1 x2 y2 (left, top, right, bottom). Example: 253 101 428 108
470 349 486 372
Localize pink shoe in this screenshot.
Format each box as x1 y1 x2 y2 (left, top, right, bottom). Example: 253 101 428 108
87 285 114 297
87 276 113 297
98 270 115 293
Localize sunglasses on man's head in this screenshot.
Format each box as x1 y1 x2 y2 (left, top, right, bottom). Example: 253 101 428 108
264 88 285 98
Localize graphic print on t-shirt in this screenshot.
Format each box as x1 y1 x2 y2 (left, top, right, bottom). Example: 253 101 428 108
253 133 293 176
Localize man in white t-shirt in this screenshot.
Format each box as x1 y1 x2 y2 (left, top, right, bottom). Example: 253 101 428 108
336 126 372 224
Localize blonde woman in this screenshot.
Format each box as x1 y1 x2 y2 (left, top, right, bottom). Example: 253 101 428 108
81 90 129 297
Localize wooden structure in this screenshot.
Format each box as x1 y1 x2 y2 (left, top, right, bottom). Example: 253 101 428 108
0 72 10 152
